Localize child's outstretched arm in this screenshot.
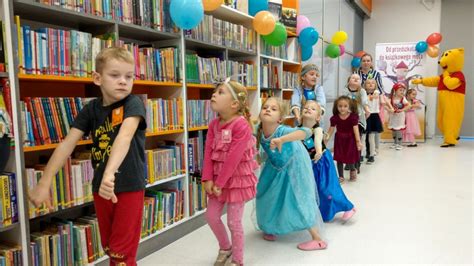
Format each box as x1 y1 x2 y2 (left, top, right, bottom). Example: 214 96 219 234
324 126 335 145
100 116 142 203
313 127 324 161
270 128 308 152
29 128 85 209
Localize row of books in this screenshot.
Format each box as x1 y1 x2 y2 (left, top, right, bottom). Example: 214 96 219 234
20 95 186 147
122 43 181 82
261 37 299 62
188 132 206 175
0 21 8 72
261 58 280 89
187 100 217 129
30 216 104 266
282 70 299 90
20 97 88 146
36 0 175 32
0 173 18 227
26 157 94 219
137 95 184 133
145 143 185 185
0 244 22 266
227 60 257 87
184 15 256 53
185 52 226 85
189 174 207 216
2 79 14 140
142 181 185 237
16 19 114 77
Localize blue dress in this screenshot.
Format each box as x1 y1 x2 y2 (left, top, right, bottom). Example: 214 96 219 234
256 125 324 235
302 126 354 222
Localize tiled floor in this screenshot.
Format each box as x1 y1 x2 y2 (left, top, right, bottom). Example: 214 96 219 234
139 139 473 265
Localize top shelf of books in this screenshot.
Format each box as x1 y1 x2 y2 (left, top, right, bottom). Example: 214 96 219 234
207 5 254 29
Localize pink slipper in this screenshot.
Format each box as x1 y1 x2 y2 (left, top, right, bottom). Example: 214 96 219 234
342 208 356 222
297 240 327 251
263 233 276 241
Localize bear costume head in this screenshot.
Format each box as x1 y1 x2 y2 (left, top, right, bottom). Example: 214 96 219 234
438 48 464 73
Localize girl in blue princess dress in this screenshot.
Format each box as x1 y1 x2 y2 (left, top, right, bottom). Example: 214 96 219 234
300 100 356 222
256 97 326 251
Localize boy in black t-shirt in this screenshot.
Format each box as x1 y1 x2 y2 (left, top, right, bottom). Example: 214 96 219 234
29 47 147 265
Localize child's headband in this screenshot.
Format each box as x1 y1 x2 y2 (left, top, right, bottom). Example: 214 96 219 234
301 65 319 77
213 75 247 102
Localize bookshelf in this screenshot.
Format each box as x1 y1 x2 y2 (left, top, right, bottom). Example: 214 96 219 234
1 1 300 265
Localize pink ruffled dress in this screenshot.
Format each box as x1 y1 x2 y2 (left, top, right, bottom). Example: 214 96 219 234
202 116 258 203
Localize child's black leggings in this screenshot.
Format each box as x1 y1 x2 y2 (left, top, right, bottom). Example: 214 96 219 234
337 162 355 177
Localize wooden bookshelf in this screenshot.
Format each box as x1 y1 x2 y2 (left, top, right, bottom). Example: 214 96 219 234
188 126 209 131
23 130 185 152
18 74 182 87
187 83 215 89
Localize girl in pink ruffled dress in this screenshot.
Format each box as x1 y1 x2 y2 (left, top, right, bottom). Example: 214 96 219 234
403 88 422 147
202 79 258 266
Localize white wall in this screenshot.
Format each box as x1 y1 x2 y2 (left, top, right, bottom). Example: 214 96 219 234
363 0 442 137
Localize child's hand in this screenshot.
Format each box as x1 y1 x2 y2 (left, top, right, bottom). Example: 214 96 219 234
356 140 362 151
270 138 283 152
313 153 322 162
212 186 222 196
203 180 214 195
99 173 118 203
295 114 301 125
29 181 53 210
365 111 370 119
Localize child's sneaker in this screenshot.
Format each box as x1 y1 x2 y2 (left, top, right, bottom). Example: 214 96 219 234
214 249 232 266
339 177 345 183
395 144 402 150
366 156 375 164
224 261 242 266
390 143 397 149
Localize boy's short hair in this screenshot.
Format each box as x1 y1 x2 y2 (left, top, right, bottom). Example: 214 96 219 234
95 47 135 73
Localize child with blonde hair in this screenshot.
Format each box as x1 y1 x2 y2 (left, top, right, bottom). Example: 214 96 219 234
202 78 258 266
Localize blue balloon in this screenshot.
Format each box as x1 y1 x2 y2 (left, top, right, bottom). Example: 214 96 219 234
298 27 319 47
249 0 269 16
301 45 313 61
416 41 428 53
351 57 361 68
170 0 204 30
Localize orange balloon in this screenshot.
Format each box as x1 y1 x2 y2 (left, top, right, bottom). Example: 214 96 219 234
203 0 223 12
355 50 366 58
253 11 276 35
427 45 439 58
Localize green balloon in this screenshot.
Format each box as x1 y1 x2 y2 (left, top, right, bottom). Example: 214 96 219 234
262 23 287 46
326 44 340 58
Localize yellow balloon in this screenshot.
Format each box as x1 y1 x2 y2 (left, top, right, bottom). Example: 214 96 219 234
203 0 223 12
332 31 348 45
253 11 276 36
427 45 440 58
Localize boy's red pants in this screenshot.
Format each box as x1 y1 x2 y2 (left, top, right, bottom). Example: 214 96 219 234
94 190 144 266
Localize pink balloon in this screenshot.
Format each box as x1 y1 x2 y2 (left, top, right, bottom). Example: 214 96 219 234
339 45 345 56
297 15 311 36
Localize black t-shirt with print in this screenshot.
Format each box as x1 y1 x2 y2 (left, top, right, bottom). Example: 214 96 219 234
72 94 147 193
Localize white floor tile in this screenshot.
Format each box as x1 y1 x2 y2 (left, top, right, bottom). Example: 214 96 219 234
139 139 473 265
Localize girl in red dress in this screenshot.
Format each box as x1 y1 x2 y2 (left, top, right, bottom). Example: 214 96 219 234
325 96 362 182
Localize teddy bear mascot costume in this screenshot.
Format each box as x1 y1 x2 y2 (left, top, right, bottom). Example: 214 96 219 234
412 48 466 147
